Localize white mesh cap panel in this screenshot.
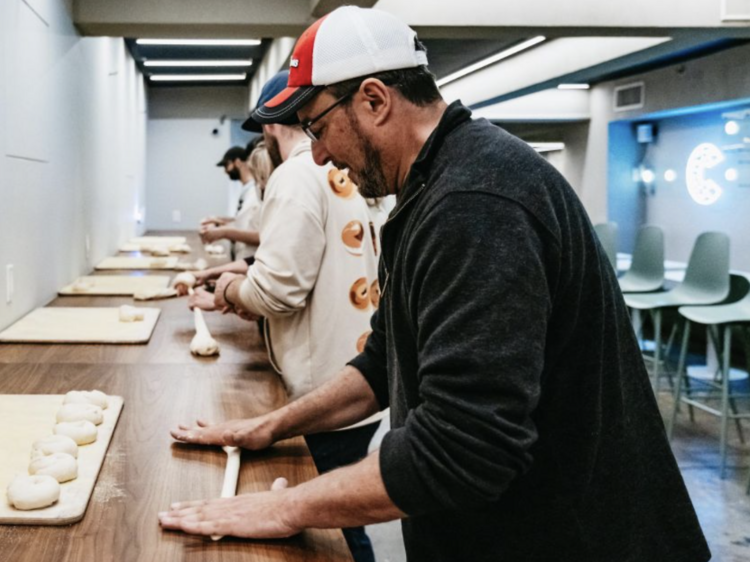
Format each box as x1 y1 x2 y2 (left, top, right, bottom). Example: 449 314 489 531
311 7 428 86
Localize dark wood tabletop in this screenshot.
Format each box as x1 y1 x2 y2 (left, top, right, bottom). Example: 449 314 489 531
0 233 353 562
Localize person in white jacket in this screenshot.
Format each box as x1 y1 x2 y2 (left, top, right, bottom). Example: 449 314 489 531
206 71 385 562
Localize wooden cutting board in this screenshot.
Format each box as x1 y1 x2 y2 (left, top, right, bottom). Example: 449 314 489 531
0 307 160 344
0 394 124 525
129 236 186 245
95 257 179 270
58 276 171 296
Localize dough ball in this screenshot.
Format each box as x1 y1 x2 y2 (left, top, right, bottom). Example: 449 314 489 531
7 475 60 510
169 243 191 253
56 403 104 425
349 277 370 310
150 258 168 268
64 390 108 410
31 435 78 459
147 245 170 256
171 272 197 291
190 333 220 357
71 278 94 293
193 258 208 271
28 452 78 483
119 305 145 322
204 244 226 256
134 287 178 300
54 421 98 445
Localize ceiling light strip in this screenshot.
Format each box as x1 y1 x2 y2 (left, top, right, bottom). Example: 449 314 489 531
558 83 590 90
436 36 546 88
144 60 253 67
149 74 247 82
136 39 261 46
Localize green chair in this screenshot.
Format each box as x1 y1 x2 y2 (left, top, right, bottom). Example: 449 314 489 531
594 222 618 272
619 225 664 293
668 275 750 484
624 232 730 393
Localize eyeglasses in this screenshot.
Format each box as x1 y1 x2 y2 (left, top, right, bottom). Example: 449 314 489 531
301 91 353 142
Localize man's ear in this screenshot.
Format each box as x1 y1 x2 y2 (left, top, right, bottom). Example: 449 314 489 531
358 78 392 126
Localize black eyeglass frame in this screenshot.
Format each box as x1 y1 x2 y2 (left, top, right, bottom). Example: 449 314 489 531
300 90 353 142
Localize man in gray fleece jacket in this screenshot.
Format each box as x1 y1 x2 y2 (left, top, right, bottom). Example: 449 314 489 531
160 7 711 562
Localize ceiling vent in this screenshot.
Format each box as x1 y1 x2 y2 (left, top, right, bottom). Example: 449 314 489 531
614 81 645 112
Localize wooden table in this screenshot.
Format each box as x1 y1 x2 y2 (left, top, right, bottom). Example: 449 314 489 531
0 233 353 562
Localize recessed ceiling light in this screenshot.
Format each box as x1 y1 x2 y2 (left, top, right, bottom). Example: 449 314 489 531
724 120 740 135
557 83 590 90
149 74 247 81
136 39 261 46
436 36 546 87
144 60 253 67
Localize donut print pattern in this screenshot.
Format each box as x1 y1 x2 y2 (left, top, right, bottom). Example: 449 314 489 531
349 277 370 310
370 279 380 309
341 220 365 256
328 167 356 199
356 331 372 353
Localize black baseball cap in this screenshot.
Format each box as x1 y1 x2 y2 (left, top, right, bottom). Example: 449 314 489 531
216 146 247 167
241 71 300 132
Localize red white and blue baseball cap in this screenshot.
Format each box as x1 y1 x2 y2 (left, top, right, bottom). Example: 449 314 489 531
251 6 428 126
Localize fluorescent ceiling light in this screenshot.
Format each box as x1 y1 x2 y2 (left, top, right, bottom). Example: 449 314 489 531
557 83 590 90
144 60 253 67
529 142 565 153
149 74 247 81
137 39 261 46
436 36 546 88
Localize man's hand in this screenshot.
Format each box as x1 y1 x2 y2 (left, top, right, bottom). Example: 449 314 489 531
200 225 226 244
159 478 298 538
214 272 243 312
170 417 276 450
188 287 218 312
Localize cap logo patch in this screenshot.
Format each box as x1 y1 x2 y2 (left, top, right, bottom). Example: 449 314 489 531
290 59 299 68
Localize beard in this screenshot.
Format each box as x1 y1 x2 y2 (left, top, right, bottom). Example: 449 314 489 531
263 131 283 169
346 111 389 199
228 169 240 181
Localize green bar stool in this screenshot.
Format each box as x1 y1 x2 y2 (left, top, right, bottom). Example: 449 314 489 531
619 225 665 293
594 222 618 272
668 277 750 482
624 232 730 393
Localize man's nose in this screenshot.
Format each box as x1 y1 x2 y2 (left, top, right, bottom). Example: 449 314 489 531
312 141 332 167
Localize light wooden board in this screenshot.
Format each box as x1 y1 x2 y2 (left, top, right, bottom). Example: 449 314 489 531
95 257 179 270
0 394 124 525
0 308 160 344
118 243 192 253
129 236 186 245
58 276 171 296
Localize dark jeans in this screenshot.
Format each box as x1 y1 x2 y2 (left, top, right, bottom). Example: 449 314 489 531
305 422 380 562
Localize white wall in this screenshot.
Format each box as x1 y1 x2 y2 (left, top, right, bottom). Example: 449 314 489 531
145 86 250 229
0 0 147 331
578 43 750 260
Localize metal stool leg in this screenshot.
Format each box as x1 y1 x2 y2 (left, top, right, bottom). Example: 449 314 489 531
668 320 691 440
720 325 732 479
654 309 662 393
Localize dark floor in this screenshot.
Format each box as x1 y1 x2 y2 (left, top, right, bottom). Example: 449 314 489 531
365 382 750 562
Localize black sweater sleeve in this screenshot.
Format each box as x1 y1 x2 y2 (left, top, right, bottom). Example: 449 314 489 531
379 192 555 515
348 302 390 410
